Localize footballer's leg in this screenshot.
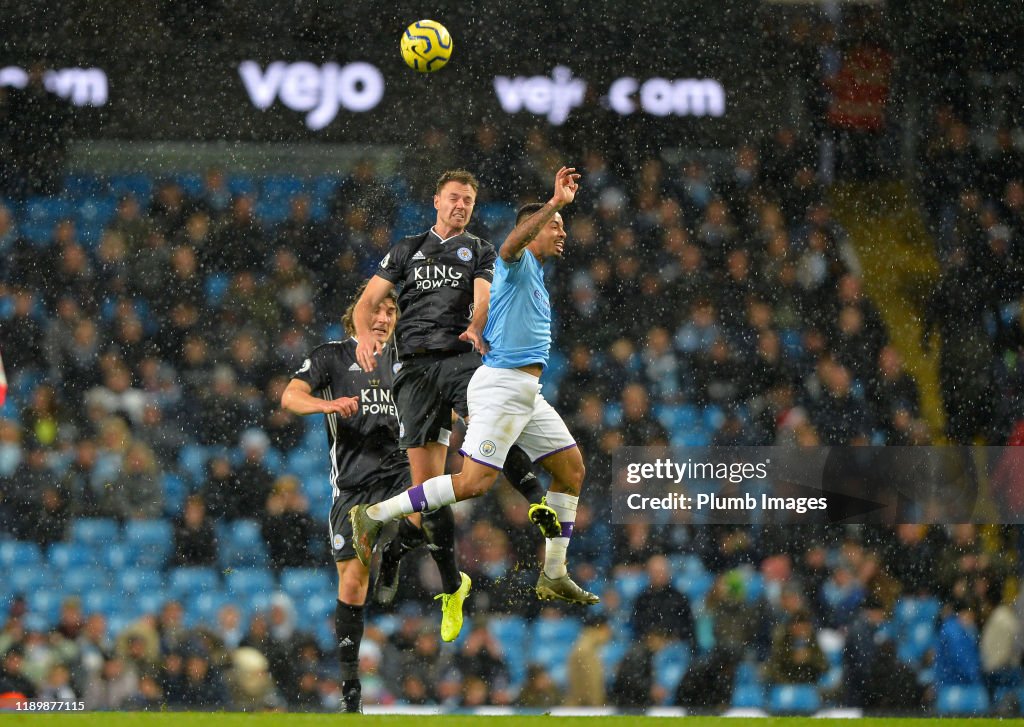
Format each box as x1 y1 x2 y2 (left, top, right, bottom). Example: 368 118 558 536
373 516 424 606
534 445 598 605
335 558 370 713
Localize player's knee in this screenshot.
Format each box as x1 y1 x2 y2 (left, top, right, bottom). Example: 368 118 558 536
457 467 499 498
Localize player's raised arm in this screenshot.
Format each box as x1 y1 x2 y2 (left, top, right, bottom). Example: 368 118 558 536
354 276 396 371
281 379 359 417
459 277 492 354
499 166 580 262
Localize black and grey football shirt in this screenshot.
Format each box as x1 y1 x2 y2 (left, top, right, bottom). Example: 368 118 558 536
292 338 408 493
375 228 497 358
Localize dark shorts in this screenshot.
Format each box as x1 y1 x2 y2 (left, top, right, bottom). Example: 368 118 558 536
393 350 481 449
329 475 409 562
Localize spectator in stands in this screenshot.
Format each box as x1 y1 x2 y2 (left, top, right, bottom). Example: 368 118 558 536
705 571 770 660
518 663 560 708
84 653 139 709
123 672 165 711
631 555 695 645
934 599 983 689
227 646 284 712
565 611 612 706
99 441 162 521
172 494 218 567
0 645 37 698
261 475 315 572
765 610 827 685
611 627 670 708
177 647 229 708
455 621 510 701
979 589 1023 699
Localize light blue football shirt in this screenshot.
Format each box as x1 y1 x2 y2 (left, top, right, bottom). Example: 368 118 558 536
482 250 551 368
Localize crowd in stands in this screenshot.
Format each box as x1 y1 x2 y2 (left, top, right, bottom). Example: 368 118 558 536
0 108 1023 714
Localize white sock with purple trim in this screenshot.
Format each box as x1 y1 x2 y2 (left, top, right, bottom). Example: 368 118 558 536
366 475 457 522
543 491 578 578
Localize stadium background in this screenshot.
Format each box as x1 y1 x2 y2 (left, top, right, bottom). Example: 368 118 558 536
1 0 1024 716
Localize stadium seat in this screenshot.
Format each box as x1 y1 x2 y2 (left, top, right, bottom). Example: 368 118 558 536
654 404 700 432
168 566 220 599
49 542 99 570
28 589 64 624
76 197 117 227
732 684 766 709
601 639 629 682
280 568 332 601
219 519 269 568
674 571 714 605
0 540 42 569
98 543 133 571
614 571 649 608
768 684 821 714
124 520 172 568
226 568 276 598
62 173 106 198
897 621 936 664
82 589 121 617
189 590 231 627
227 174 257 197
119 568 164 596
62 567 113 594
7 568 47 596
298 593 335 626
108 174 152 203
936 685 990 716
261 174 304 202
135 590 169 617
703 405 726 431
178 444 211 485
735 660 763 687
393 203 433 238
162 472 187 516
70 518 120 546
654 642 691 695
173 173 204 197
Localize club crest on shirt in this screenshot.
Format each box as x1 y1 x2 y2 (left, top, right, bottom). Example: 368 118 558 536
480 440 497 457
333 533 345 551
457 247 473 261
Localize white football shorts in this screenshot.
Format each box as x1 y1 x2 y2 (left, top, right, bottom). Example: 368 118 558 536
460 364 577 469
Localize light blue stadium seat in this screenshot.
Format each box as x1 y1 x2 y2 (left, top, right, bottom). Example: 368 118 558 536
261 174 304 202
703 405 726 432
654 642 691 694
227 175 256 197
174 173 204 197
674 571 714 605
162 472 187 516
108 174 152 203
49 542 100 570
393 203 433 238
226 568 276 598
897 621 936 664
179 444 211 484
604 402 623 428
220 519 269 568
168 566 220 599
615 571 649 608
732 684 766 709
672 428 712 448
0 540 42 569
299 593 335 626
735 660 762 687
601 639 629 682
62 567 113 594
70 518 120 546
135 590 169 616
936 685 990 716
28 589 64 623
255 199 291 225
99 543 133 571
280 568 332 600
489 615 528 684
895 597 940 629
534 616 581 645
189 590 231 626
63 173 106 198
124 520 173 568
768 684 821 714
119 568 164 596
76 197 117 227
654 404 701 432
82 588 121 617
8 568 47 595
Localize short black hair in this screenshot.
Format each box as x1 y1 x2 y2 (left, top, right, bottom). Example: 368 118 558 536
515 202 546 226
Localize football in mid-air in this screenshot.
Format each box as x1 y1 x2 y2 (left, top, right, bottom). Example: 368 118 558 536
400 20 452 73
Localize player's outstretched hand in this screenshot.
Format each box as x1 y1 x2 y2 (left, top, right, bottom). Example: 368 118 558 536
551 166 581 209
323 396 359 417
356 337 383 372
459 327 489 355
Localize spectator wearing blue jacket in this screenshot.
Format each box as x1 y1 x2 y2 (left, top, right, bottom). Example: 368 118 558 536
934 600 982 687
